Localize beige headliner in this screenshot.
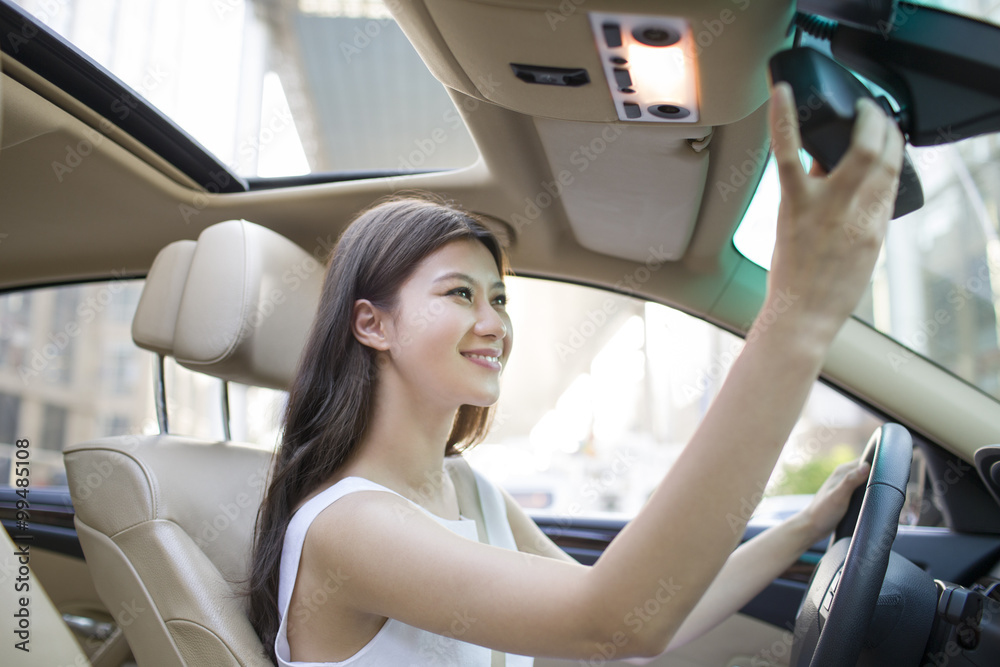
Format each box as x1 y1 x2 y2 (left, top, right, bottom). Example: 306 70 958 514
1 0 998 462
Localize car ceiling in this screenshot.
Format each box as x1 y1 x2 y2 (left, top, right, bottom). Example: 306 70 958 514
0 0 785 298
2 0 1000 462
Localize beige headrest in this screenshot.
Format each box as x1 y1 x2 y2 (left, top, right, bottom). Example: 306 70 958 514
132 240 198 356
133 220 325 390
171 220 325 390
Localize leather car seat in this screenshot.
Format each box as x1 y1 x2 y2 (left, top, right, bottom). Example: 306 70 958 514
0 517 93 665
63 220 323 666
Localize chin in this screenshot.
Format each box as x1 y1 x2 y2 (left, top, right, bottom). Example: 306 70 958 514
465 396 500 408
462 387 502 407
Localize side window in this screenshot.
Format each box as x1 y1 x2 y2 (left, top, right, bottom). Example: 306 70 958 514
0 281 153 488
468 277 894 522
0 277 932 525
0 281 287 492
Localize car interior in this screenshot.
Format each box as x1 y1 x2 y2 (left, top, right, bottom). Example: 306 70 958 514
2 0 1000 665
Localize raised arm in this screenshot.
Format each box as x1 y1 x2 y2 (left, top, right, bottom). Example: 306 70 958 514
307 84 904 661
587 83 903 655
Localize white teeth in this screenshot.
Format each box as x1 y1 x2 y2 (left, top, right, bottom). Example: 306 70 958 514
466 353 499 363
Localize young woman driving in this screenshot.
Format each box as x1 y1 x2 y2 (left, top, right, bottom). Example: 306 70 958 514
246 83 904 665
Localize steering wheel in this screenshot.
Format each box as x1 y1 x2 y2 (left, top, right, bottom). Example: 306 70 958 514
789 423 913 667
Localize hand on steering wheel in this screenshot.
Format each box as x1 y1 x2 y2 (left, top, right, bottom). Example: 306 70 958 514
790 424 914 666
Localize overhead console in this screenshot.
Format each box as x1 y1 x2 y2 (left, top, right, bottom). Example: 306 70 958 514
386 0 791 264
391 0 795 126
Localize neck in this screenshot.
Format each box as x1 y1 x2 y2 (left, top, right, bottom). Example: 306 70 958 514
342 369 459 505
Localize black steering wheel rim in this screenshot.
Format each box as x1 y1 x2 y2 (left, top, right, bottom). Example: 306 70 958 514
792 423 913 667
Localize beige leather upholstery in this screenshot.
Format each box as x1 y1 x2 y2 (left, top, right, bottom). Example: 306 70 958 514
65 220 325 666
131 240 196 356
65 437 273 666
0 524 92 666
172 220 324 390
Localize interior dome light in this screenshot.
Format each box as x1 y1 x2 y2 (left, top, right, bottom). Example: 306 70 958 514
589 13 701 123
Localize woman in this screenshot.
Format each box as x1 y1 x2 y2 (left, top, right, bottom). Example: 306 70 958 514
246 83 902 665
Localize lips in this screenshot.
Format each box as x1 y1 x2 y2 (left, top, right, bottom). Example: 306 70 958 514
461 349 503 371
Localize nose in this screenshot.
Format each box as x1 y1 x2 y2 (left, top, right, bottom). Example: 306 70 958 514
474 301 507 340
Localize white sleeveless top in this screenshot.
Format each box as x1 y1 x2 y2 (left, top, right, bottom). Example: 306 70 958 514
275 470 535 666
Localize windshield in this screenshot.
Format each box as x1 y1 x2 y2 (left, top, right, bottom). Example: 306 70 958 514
735 1 1000 401
9 0 480 178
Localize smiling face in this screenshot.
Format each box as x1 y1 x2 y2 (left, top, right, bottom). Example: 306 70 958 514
364 238 512 411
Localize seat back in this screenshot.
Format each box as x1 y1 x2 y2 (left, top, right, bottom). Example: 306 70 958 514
1 519 92 665
64 221 324 666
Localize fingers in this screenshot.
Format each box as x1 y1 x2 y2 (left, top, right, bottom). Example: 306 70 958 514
837 460 870 490
878 115 905 193
831 99 890 192
829 459 870 489
768 82 806 200
808 159 828 178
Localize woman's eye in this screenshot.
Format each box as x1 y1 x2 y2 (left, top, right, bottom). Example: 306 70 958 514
493 294 507 307
448 287 472 299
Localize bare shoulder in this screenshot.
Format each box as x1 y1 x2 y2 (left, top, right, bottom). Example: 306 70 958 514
297 486 602 658
305 489 464 568
307 489 429 553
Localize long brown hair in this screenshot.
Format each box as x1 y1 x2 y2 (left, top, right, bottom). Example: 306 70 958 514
246 193 508 660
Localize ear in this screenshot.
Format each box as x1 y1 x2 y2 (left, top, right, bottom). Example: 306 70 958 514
352 299 391 351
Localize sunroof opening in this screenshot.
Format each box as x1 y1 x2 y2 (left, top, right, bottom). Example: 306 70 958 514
11 0 480 179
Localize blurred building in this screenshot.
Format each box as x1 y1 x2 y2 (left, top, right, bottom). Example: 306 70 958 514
0 282 153 486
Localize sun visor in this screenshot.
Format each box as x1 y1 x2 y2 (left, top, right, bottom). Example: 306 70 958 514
533 117 710 262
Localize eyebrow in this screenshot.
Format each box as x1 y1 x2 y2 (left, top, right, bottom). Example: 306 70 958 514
434 272 505 290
